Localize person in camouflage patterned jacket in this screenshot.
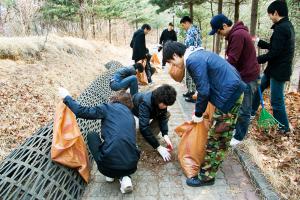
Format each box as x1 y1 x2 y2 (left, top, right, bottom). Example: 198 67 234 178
180 16 202 103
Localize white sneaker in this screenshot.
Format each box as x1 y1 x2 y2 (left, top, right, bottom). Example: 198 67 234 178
119 176 133 194
230 138 241 147
105 177 115 182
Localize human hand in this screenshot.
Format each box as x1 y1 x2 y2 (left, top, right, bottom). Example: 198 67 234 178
163 135 173 151
58 87 71 99
251 36 260 46
157 145 171 161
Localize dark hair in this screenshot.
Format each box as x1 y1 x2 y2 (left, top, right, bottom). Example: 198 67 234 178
180 16 192 24
169 22 174 27
267 0 288 17
141 24 151 30
133 63 144 73
152 84 177 106
109 90 133 109
163 41 186 62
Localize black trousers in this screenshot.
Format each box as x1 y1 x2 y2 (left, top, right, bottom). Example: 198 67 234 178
87 132 137 178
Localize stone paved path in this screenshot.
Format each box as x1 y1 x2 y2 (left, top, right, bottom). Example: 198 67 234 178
82 69 259 200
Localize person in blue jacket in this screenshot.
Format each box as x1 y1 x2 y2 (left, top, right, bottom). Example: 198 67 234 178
110 62 144 96
58 88 140 194
163 41 246 187
132 84 177 162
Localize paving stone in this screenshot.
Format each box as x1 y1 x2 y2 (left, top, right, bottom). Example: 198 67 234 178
82 70 259 200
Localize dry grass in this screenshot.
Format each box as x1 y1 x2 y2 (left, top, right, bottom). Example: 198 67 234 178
241 92 300 200
0 35 133 160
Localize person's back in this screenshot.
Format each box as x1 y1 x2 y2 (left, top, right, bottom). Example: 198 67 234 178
110 63 144 96
186 49 244 113
226 21 259 82
112 66 136 82
99 102 139 170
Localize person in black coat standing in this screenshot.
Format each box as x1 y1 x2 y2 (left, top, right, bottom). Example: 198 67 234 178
159 23 177 66
251 0 295 134
58 89 140 194
130 24 151 62
132 84 177 162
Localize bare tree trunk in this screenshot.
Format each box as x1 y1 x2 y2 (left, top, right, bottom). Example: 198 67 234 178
250 0 259 36
79 0 85 38
234 0 240 23
123 20 126 45
0 2 3 35
216 0 223 54
91 14 96 39
108 18 112 43
210 1 215 52
135 15 138 30
189 2 193 22
298 73 300 92
157 27 159 43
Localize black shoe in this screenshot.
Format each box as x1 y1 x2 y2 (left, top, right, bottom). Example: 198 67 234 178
182 91 195 98
277 128 291 135
185 96 196 103
186 177 215 187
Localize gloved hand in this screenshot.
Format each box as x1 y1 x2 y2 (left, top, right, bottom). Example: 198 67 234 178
163 135 173 151
157 145 171 162
192 115 203 123
58 87 71 99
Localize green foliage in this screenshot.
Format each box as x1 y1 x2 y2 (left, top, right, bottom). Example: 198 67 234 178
2 0 16 7
93 0 125 20
150 0 207 13
41 0 80 22
121 0 150 26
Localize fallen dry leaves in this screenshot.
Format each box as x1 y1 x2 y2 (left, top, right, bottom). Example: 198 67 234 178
0 36 132 161
244 91 300 200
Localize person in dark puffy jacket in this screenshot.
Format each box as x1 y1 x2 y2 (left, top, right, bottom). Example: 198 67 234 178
251 0 295 134
110 62 144 96
132 84 177 162
163 41 246 187
58 89 140 194
209 14 260 145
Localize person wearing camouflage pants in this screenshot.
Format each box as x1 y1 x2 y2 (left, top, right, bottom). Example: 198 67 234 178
198 94 243 183
162 41 246 187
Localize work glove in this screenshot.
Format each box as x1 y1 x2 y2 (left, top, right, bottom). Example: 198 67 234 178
192 115 203 123
58 87 71 99
157 145 171 162
163 135 173 151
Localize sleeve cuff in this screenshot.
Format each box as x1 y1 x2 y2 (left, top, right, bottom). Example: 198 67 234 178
195 112 203 117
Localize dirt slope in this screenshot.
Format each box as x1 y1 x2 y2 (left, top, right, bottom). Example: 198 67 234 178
0 35 132 160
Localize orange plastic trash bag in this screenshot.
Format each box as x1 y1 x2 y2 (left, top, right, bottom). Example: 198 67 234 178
51 101 90 183
151 53 161 65
136 64 148 85
169 65 185 82
175 103 215 178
